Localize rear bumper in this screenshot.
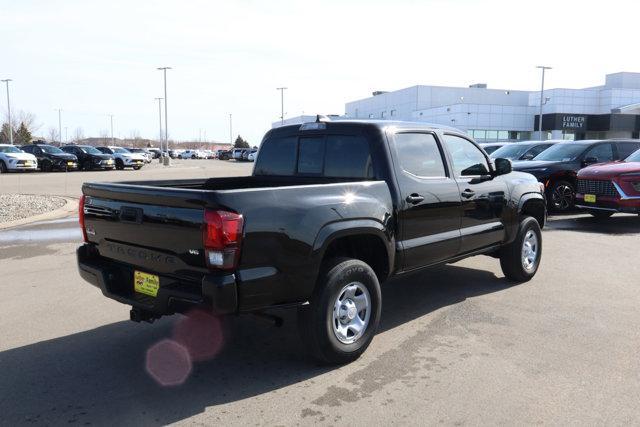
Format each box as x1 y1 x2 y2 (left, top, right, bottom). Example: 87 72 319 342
575 193 640 214
76 244 237 315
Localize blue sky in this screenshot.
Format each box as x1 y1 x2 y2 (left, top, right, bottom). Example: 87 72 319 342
2 0 639 144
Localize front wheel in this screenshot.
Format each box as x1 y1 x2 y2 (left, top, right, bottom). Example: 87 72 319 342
115 159 124 170
500 216 542 282
548 180 575 212
298 258 381 365
0 161 7 173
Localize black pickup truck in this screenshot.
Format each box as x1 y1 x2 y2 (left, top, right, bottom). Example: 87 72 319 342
77 119 546 364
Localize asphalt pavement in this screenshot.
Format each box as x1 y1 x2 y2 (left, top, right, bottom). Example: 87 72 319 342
1 163 640 425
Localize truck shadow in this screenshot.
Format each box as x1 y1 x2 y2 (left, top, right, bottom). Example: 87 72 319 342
0 264 511 425
546 213 640 235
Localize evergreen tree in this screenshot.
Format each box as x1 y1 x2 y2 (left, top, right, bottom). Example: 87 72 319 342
0 123 11 144
234 135 250 148
15 122 32 145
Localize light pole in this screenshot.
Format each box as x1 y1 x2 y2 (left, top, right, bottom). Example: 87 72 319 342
229 113 233 145
276 87 287 125
109 114 114 145
56 109 62 145
64 127 68 143
154 98 163 159
1 79 12 145
157 67 172 165
536 66 552 141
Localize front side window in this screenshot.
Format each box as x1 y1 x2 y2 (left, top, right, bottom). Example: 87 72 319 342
585 143 614 162
395 133 447 178
40 145 64 154
443 134 490 176
617 142 640 159
626 148 640 162
113 147 130 154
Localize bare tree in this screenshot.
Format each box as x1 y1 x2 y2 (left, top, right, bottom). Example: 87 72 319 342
47 127 58 143
73 127 85 142
9 111 41 134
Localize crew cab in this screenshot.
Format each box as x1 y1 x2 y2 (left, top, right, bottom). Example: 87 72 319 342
77 119 546 364
512 139 640 212
575 147 640 218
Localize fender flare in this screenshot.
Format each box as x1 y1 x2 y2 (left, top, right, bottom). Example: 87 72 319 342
312 219 395 280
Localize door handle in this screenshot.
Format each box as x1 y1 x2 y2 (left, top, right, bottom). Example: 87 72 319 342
461 189 475 199
406 194 424 204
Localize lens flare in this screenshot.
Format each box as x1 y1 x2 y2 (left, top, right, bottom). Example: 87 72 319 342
145 339 192 387
172 309 225 362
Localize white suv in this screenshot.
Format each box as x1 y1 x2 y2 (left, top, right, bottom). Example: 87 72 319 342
0 144 38 173
96 146 146 170
180 150 206 159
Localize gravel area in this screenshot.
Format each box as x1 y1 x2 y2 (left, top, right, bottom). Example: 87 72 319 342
0 194 67 223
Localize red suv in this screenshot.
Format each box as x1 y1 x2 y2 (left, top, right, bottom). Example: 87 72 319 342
575 147 640 218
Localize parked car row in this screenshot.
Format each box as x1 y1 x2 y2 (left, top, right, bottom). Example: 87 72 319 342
0 143 147 173
481 139 640 217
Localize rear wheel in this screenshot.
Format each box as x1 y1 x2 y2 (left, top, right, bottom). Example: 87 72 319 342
588 210 614 219
548 180 575 212
298 258 381 365
115 159 124 170
500 216 542 282
133 166 141 170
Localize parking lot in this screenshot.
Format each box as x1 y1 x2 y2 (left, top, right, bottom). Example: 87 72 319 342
1 161 640 425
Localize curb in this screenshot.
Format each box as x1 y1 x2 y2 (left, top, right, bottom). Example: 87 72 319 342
0 196 79 230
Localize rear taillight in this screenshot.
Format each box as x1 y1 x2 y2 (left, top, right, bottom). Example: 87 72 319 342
203 209 244 270
79 195 88 243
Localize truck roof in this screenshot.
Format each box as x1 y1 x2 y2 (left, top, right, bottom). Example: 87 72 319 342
269 119 466 137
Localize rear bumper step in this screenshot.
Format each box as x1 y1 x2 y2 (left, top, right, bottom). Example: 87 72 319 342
76 244 238 316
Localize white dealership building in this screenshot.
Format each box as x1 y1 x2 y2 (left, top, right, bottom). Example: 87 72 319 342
275 72 640 142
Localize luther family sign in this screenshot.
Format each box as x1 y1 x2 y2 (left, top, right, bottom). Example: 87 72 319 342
561 115 587 129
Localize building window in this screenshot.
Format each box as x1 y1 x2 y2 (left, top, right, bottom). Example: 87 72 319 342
467 129 474 136
486 130 498 141
381 111 386 118
390 109 396 117
473 130 486 140
497 131 508 140
355 108 359 118
508 131 518 140
368 113 374 119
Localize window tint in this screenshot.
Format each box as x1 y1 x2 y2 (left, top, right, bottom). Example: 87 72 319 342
443 135 490 176
325 135 373 178
585 143 614 162
297 137 324 174
617 142 640 159
526 144 552 158
395 133 446 178
254 136 297 175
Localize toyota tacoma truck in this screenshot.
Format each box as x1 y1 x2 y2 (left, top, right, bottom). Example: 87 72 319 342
77 119 546 364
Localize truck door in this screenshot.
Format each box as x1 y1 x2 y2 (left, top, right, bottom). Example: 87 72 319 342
392 132 462 271
441 134 508 253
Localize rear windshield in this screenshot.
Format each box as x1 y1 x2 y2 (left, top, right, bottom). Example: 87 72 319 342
533 143 587 161
254 134 374 178
489 144 531 159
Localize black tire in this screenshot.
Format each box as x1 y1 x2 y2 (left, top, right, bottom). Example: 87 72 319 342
500 216 542 282
548 180 575 212
115 159 124 170
42 161 52 172
588 210 614 219
191 155 196 159
83 160 92 171
0 160 7 173
298 258 381 365
133 166 141 170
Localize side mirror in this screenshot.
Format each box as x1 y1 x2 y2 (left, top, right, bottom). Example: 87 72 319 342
493 158 512 176
582 156 598 167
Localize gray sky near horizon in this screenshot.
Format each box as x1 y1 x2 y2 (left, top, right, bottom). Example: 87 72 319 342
2 0 639 145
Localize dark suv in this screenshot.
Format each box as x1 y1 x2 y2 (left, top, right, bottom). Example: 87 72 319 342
21 144 78 172
61 145 116 171
512 139 640 211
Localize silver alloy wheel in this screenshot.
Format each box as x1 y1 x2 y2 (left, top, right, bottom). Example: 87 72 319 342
552 184 574 210
332 282 371 345
521 229 539 272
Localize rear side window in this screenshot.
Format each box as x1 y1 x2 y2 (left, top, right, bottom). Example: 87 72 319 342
617 142 640 159
325 135 373 178
395 133 447 178
254 136 297 175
